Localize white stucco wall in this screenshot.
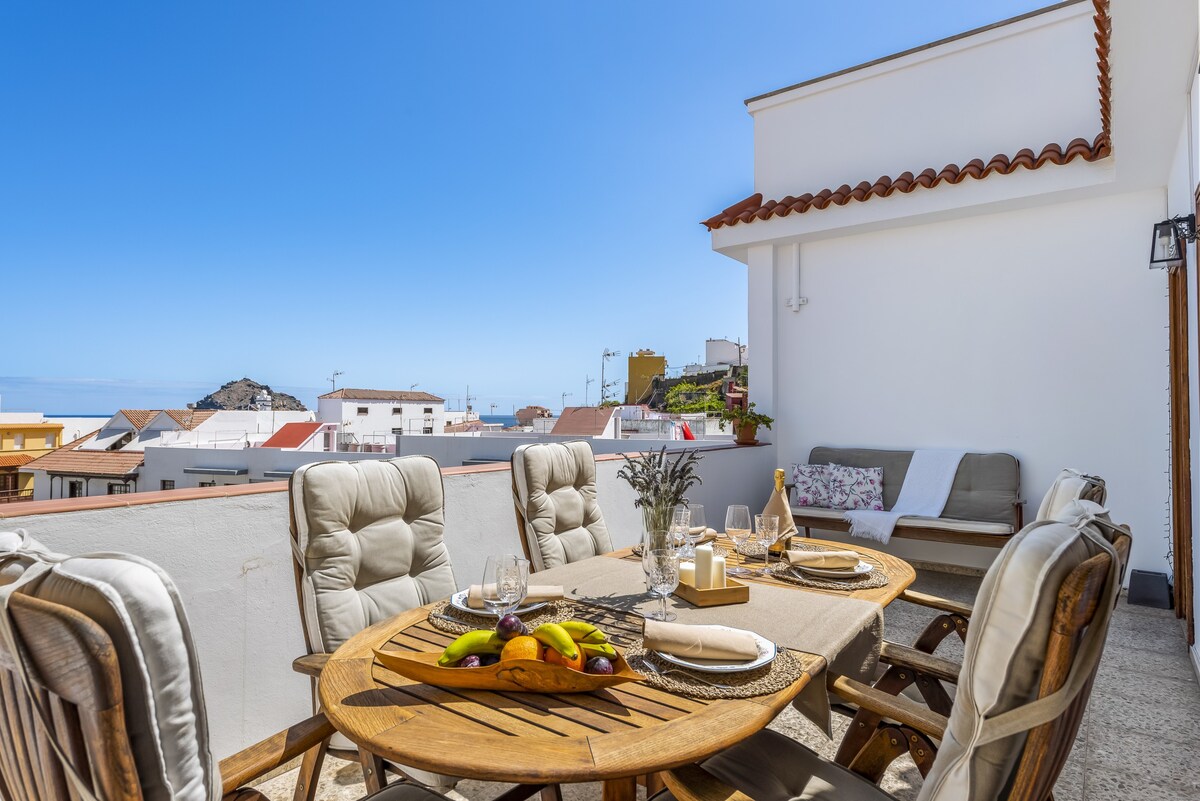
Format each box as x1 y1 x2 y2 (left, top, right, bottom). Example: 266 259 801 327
750 189 1172 576
318 398 447 440
0 444 774 758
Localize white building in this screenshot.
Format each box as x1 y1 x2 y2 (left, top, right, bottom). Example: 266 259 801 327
317 388 448 446
22 408 315 498
704 0 1197 609
682 338 749 375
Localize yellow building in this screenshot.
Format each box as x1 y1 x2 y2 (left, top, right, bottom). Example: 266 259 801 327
0 420 63 502
626 349 667 405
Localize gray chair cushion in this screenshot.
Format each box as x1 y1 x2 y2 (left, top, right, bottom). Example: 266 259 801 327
809 447 1019 526
290 456 457 653
512 441 613 571
703 729 892 801
0 537 219 801
919 518 1111 800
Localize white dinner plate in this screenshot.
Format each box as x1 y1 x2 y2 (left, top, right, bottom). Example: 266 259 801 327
793 560 874 579
448 589 548 617
653 626 777 674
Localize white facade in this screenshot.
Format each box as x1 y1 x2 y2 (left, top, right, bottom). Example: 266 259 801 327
708 0 1199 590
317 396 448 442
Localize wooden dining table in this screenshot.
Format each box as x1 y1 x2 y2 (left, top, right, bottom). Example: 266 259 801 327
318 537 915 801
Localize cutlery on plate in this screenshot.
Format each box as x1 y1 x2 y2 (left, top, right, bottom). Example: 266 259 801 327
639 659 734 689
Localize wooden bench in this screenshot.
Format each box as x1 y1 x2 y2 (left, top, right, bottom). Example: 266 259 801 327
789 447 1023 548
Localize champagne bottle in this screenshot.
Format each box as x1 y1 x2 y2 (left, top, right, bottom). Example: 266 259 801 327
765 468 794 554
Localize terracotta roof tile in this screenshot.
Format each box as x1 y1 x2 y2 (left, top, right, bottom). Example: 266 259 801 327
118 410 161 430
23 431 143 477
163 410 217 430
261 422 324 449
550 407 616 437
0 454 34 468
704 1 1113 231
319 389 445 403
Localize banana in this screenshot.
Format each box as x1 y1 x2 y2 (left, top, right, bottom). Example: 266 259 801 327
560 620 607 644
579 642 617 659
530 623 578 660
438 630 504 666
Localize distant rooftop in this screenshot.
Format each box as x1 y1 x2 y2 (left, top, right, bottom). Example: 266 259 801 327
319 389 445 403
551 407 616 437
260 422 324 449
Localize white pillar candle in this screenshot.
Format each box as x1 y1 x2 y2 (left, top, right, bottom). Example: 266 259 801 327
695 544 714 590
711 554 727 588
679 561 696 588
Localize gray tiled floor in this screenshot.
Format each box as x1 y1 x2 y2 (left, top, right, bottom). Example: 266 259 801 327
255 569 1199 801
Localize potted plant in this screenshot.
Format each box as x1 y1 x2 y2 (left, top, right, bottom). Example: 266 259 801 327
719 402 774 445
617 447 703 550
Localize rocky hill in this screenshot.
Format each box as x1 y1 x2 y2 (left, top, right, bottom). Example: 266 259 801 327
194 378 308 411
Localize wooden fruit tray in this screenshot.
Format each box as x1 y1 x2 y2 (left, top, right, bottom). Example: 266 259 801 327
372 648 643 693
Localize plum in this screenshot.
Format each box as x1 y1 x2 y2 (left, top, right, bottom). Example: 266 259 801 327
479 654 500 666
584 656 613 675
496 614 527 640
458 655 482 668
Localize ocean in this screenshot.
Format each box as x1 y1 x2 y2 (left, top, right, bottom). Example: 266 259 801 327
480 415 520 428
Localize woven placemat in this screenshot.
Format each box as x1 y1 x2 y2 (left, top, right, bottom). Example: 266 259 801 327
426 599 577 635
624 640 807 699
767 542 890 591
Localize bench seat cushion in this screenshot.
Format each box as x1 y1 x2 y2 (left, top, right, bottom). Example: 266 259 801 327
790 506 1014 536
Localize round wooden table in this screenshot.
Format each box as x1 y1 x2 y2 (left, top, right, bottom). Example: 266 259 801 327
318 599 824 800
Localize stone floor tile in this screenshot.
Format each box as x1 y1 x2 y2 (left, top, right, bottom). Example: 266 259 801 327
1087 688 1200 744
1095 642 1199 685
1087 725 1200 791
1083 765 1197 800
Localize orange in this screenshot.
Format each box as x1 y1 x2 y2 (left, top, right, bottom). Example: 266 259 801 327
500 635 542 662
544 646 585 671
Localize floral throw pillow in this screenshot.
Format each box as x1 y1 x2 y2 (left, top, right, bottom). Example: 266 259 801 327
791 463 831 508
827 465 885 511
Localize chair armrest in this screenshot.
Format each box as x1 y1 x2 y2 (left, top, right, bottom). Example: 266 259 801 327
292 653 330 678
219 712 335 796
899 589 973 619
827 673 948 741
663 764 753 801
879 641 962 684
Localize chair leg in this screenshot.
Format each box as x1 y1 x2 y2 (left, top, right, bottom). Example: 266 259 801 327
358 749 386 794
540 785 563 801
847 726 909 785
835 667 917 766
912 613 968 654
903 727 937 778
292 739 328 801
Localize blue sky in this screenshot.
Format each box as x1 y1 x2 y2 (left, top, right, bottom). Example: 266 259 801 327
0 1 1049 414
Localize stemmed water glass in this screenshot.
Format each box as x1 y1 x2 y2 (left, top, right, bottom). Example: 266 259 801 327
725 505 752 576
481 554 529 616
643 548 679 622
755 514 779 569
681 504 705 559
670 505 692 556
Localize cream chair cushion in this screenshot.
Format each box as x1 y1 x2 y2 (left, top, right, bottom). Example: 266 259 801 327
0 540 219 801
290 456 457 653
512 441 613 571
702 729 892 801
0 530 63 584
1036 469 1104 521
918 519 1109 800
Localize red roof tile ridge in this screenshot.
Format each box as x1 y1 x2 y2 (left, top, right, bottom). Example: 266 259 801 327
703 1 1112 231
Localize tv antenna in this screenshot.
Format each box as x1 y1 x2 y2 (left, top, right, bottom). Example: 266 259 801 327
489 402 498 415
410 383 419 391
585 375 595 406
465 385 476 413
328 370 344 392
561 391 573 412
600 349 621 404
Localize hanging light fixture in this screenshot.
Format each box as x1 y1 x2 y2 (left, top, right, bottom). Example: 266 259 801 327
1149 214 1197 269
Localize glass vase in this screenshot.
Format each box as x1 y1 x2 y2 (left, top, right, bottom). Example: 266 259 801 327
641 501 674 551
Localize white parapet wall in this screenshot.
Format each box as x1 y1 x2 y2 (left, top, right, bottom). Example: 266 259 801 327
0 443 777 758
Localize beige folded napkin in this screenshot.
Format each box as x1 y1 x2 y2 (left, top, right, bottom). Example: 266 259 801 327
689 526 719 544
643 619 759 662
763 486 798 539
466 584 564 610
786 549 860 569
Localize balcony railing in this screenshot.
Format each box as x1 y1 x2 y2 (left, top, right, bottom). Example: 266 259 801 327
0 489 33 504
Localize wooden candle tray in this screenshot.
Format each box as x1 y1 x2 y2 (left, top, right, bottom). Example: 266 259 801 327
674 577 749 607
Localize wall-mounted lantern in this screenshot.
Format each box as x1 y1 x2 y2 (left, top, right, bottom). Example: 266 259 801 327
1150 213 1197 269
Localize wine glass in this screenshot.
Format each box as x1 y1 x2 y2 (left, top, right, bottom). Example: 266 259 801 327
669 505 691 554
755 514 779 569
725 505 752 576
643 549 679 622
481 555 529 616
681 504 705 559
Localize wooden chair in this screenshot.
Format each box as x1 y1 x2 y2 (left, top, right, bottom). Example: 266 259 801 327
662 511 1129 801
510 441 613 572
0 534 442 801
